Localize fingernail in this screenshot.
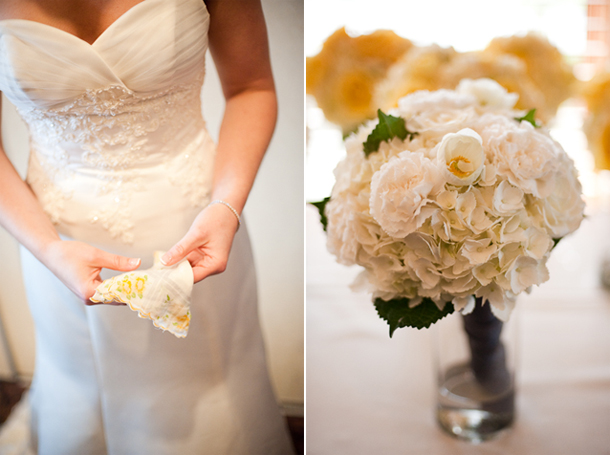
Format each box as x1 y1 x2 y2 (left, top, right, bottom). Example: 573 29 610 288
129 258 141 267
160 254 170 266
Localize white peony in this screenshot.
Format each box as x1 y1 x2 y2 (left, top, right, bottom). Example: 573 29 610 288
480 117 559 198
528 155 585 238
370 152 444 238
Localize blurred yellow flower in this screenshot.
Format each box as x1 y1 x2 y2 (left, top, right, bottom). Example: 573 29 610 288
375 46 556 122
583 72 610 170
310 29 573 134
307 27 412 133
374 45 457 111
440 51 546 116
484 33 575 119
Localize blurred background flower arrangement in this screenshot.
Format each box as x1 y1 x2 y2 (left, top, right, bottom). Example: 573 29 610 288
307 30 576 135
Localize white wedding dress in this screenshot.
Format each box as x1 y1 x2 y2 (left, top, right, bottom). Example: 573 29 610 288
0 0 294 453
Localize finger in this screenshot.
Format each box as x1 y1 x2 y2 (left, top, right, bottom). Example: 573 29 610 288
191 257 228 283
162 232 201 266
94 251 141 272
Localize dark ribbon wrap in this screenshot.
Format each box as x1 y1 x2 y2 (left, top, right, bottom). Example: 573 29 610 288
462 298 514 413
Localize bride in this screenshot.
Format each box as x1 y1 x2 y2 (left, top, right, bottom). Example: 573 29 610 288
0 0 294 453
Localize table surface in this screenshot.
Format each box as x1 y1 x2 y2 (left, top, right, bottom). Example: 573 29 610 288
306 204 610 455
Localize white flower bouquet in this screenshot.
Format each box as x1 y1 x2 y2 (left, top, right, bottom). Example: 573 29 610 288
314 78 585 335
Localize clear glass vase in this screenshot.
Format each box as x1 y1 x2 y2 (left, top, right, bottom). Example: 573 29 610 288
433 298 518 442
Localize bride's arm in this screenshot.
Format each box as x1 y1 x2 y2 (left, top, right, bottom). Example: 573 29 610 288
161 0 277 282
0 96 141 303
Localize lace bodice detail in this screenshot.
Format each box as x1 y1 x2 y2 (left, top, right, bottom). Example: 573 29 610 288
22 76 213 243
22 78 205 171
0 0 214 244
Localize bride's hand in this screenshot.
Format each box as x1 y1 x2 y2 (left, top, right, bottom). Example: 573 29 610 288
160 203 239 283
43 240 141 305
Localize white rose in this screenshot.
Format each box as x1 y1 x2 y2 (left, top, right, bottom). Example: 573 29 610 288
436 128 485 186
370 152 444 238
457 78 519 110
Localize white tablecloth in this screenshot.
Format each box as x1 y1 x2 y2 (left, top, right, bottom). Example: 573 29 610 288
306 205 610 455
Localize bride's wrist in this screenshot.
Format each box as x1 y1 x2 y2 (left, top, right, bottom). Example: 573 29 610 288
38 237 65 266
207 200 241 229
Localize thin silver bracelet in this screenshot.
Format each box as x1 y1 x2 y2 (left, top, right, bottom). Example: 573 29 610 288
208 200 241 230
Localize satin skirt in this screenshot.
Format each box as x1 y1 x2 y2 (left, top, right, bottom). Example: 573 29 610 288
20 221 293 455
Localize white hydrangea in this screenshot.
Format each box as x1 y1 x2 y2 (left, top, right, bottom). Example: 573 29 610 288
325 79 585 321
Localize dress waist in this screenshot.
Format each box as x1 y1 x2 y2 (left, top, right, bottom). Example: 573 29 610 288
26 127 216 245
21 83 207 172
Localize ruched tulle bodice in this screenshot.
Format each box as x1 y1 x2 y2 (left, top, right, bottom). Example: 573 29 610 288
0 0 214 244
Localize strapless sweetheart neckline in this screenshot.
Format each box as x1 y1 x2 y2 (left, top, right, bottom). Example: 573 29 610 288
0 0 159 46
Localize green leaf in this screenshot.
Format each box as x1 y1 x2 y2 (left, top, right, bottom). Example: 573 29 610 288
374 297 454 336
514 109 540 128
553 237 561 249
309 197 331 232
363 109 418 157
